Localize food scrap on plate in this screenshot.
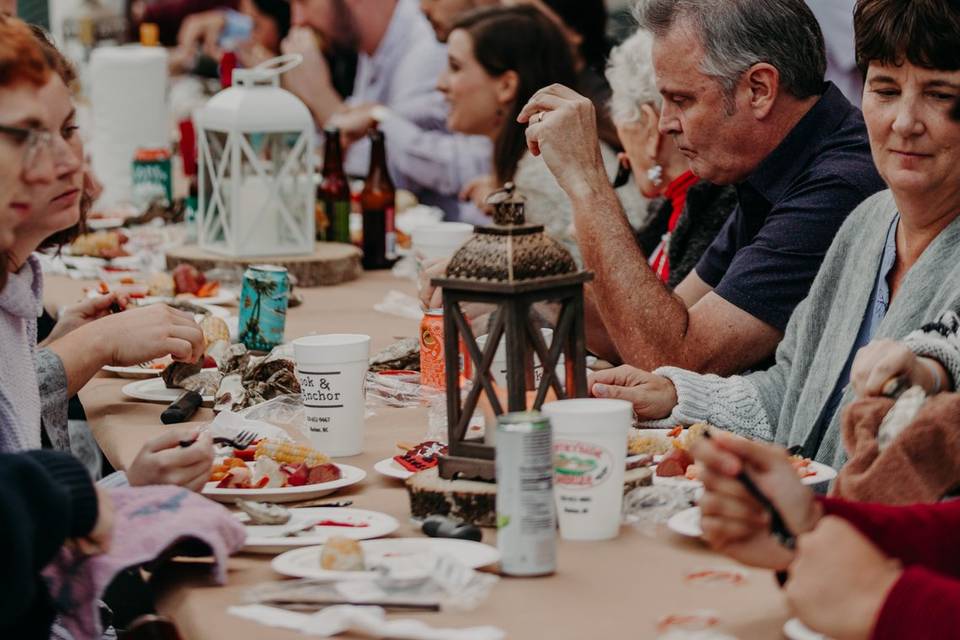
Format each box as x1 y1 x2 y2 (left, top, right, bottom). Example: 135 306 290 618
210 439 342 490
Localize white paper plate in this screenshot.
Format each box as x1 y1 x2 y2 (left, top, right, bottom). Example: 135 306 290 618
373 457 414 481
241 507 398 554
203 463 366 504
653 460 837 489
667 506 703 538
271 538 500 581
103 359 169 378
122 378 215 404
784 618 831 640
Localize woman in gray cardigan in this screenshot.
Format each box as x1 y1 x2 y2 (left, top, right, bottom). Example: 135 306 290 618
587 1 960 469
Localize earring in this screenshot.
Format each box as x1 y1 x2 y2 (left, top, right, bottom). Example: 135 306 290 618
646 164 663 187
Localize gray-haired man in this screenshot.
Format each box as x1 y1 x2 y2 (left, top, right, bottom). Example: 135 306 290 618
519 0 885 378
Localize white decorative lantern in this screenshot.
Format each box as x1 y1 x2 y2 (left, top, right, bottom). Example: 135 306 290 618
196 55 315 257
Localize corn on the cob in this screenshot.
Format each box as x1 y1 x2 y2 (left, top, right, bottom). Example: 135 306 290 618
255 439 330 466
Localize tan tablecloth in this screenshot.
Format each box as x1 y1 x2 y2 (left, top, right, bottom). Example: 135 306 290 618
44 272 790 639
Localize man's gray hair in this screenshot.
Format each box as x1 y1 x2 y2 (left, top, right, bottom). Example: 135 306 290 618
606 28 661 124
635 0 826 100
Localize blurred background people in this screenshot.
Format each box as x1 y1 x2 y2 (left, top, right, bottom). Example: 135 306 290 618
806 0 861 106
420 0 499 42
606 27 736 288
438 6 580 253
281 0 491 221
169 0 291 71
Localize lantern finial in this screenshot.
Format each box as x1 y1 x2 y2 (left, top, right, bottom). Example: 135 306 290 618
488 182 526 226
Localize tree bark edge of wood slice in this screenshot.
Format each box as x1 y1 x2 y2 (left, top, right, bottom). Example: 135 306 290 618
165 243 363 288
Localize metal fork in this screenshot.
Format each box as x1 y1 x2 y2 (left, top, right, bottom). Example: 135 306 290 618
213 430 258 449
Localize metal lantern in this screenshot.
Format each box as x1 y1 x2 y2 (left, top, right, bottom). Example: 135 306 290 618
196 55 315 257
432 183 593 481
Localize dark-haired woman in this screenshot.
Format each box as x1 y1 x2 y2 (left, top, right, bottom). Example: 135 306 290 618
439 5 642 260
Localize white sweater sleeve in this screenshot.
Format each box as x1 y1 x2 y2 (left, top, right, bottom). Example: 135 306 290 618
638 366 776 442
903 311 960 391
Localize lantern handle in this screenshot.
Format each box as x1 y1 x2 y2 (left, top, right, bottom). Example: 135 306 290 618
254 54 304 79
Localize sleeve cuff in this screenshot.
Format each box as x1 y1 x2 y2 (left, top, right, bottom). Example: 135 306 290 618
24 450 98 538
904 311 960 392
872 566 960 640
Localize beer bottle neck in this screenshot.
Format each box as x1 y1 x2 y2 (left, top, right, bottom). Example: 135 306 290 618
322 132 345 176
366 133 394 190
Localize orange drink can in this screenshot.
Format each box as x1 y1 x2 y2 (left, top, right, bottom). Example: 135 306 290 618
419 309 471 388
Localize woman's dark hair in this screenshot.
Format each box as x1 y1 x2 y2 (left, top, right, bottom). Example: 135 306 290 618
252 0 291 42
854 0 960 77
541 0 611 73
452 6 576 185
29 25 87 251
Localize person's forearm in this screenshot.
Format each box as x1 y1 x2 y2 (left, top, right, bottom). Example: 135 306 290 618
872 567 960 640
44 323 112 396
820 497 960 576
571 185 692 369
309 89 345 130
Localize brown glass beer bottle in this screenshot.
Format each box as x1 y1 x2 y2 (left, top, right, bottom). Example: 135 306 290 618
360 128 397 270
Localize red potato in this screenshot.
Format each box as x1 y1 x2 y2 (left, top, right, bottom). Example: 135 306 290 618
172 263 206 295
656 448 694 477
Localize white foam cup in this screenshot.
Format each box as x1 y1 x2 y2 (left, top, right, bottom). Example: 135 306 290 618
475 328 563 388
411 222 474 262
542 398 631 541
292 334 371 457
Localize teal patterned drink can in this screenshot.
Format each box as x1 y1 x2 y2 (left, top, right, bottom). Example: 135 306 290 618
239 265 289 351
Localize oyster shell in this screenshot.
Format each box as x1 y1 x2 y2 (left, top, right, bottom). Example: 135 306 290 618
235 499 291 525
161 360 202 389
178 369 222 396
370 337 420 372
217 343 251 375
214 373 246 413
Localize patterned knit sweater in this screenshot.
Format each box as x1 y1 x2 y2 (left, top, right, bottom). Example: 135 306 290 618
642 190 960 468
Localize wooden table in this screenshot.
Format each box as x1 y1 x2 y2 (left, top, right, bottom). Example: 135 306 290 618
44 272 791 639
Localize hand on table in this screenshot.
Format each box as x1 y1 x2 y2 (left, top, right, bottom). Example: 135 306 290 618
587 365 677 420
42 293 123 346
327 103 380 149
850 338 950 397
87 304 205 368
518 84 611 201
73 484 114 556
127 427 214 492
691 432 821 570
176 10 227 60
417 258 449 310
460 175 498 213
786 516 901 640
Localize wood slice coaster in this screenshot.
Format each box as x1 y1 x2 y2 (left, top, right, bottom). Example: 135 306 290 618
406 467 498 528
405 464 654 528
165 243 362 288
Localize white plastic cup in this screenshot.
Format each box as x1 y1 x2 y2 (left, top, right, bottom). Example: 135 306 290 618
475 328 562 388
411 222 474 262
542 399 631 541
292 334 371 457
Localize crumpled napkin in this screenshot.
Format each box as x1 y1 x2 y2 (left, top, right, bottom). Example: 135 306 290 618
228 604 505 640
208 408 294 442
374 290 423 320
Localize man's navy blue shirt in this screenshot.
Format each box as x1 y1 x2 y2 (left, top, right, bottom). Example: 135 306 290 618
695 82 887 332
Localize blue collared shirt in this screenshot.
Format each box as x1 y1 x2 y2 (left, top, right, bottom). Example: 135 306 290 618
814 213 899 437
695 83 887 335
341 0 491 221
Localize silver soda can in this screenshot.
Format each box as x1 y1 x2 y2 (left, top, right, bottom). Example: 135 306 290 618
495 411 556 576
238 264 289 352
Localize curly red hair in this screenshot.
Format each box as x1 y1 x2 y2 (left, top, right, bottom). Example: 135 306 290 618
0 14 50 89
